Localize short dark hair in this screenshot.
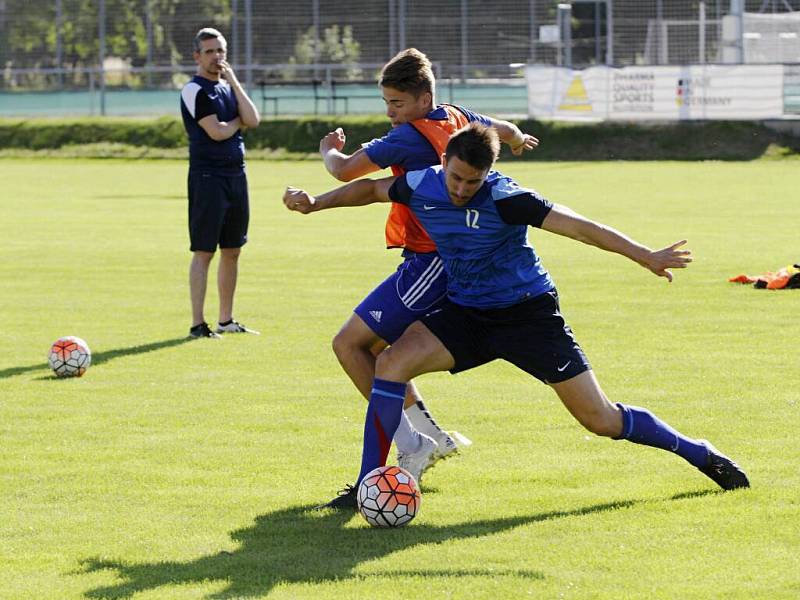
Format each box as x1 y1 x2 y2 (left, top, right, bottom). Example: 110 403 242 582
379 48 435 99
193 28 226 53
445 123 500 171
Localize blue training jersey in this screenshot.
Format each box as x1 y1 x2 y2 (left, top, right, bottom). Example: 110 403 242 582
389 166 555 309
362 105 492 172
180 75 245 174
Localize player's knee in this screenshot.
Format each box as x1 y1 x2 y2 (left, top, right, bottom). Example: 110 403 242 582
375 346 413 381
192 251 215 267
331 330 352 361
221 247 241 260
332 320 380 361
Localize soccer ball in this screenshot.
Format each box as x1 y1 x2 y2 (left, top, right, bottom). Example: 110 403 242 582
357 465 421 528
48 336 92 378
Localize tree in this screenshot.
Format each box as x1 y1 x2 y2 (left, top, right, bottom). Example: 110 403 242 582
285 24 362 81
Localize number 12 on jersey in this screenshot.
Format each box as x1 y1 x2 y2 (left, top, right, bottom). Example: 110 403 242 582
465 209 480 229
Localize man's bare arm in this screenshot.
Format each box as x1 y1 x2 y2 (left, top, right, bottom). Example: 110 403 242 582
541 204 692 282
283 176 397 214
488 117 539 155
198 114 243 141
319 127 382 181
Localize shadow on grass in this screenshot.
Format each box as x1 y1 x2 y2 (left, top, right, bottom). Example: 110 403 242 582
93 194 184 200
668 489 720 501
1 337 192 380
79 498 647 599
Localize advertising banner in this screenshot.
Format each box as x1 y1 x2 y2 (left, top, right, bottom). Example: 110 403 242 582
526 64 784 120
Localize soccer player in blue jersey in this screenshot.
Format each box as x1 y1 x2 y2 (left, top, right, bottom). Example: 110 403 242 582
316 49 539 487
180 28 260 339
285 122 750 508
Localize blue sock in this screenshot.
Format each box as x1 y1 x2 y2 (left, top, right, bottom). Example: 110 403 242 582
356 378 407 485
616 403 709 468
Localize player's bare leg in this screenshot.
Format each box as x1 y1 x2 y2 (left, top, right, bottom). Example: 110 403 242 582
189 251 219 338
550 370 749 490
214 247 257 334
549 370 623 437
374 321 456 382
333 314 465 455
331 314 386 400
217 246 240 324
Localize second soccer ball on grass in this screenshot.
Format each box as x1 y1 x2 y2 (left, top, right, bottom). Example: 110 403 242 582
48 336 92 378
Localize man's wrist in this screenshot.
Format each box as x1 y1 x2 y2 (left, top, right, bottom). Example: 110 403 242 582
510 129 525 148
322 150 339 171
314 193 331 211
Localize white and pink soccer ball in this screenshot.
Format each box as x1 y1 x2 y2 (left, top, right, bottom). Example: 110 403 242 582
48 336 92 378
357 465 421 528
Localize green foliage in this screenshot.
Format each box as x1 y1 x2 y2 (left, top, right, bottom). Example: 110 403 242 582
0 117 186 149
5 0 142 69
509 119 800 161
2 0 230 85
1 117 798 160
285 25 363 80
1 159 799 598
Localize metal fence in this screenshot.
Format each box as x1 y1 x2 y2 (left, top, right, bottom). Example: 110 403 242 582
2 0 800 116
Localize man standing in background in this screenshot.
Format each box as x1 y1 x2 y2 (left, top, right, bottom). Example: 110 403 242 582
180 27 260 338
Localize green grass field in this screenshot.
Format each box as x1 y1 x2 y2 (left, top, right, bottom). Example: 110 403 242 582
2 158 799 599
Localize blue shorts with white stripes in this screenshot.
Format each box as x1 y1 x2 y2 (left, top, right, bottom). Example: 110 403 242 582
353 251 448 343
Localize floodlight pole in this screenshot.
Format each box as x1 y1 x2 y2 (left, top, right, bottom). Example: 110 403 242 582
56 0 63 84
461 0 468 82
312 0 320 80
595 0 601 63
145 0 153 87
244 0 253 90
606 0 614 65
388 0 397 57
98 0 106 116
231 0 239 66
398 0 406 52
557 3 572 68
529 0 537 62
656 0 665 64
699 1 706 64
730 0 744 64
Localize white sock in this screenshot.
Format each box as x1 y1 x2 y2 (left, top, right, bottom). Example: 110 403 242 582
393 412 424 454
404 401 444 439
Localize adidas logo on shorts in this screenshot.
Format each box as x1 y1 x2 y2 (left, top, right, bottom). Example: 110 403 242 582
369 310 382 323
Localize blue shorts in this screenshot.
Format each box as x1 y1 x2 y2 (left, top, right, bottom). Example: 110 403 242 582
188 170 249 252
354 252 448 344
421 289 591 384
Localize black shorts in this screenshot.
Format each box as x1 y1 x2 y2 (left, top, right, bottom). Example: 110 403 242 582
188 171 249 252
421 289 590 384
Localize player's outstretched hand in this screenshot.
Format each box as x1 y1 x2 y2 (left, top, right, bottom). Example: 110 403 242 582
320 127 346 154
511 133 539 156
283 187 317 214
644 239 693 282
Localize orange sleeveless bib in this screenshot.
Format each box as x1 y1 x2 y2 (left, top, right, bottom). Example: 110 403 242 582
385 105 470 252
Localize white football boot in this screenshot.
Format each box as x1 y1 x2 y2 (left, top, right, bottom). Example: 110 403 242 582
216 319 260 335
397 434 438 485
431 430 472 462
